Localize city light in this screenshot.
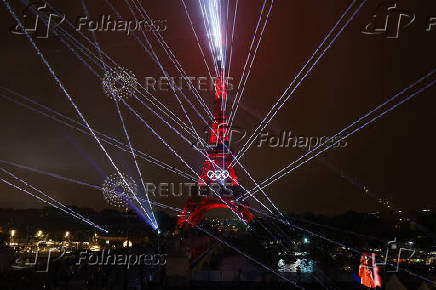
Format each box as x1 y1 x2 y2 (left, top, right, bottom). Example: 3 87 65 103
123 240 133 248
303 237 309 244
65 231 70 238
10 229 16 237
89 244 100 252
36 230 43 237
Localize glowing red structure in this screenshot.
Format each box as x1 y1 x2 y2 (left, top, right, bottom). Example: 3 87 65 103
177 72 253 228
358 253 382 288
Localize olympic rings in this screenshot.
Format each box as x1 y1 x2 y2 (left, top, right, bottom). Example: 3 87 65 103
207 170 229 181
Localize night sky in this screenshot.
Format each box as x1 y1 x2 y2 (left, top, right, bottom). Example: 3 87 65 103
0 0 435 216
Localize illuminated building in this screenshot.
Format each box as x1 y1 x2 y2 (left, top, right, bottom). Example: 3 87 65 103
177 65 253 228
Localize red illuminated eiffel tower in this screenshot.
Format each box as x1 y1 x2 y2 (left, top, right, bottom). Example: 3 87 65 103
177 70 253 228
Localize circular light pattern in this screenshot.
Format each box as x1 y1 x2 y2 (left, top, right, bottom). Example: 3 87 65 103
207 169 229 181
102 173 137 208
102 66 137 101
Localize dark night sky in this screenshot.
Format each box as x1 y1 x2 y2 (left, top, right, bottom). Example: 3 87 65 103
0 0 435 216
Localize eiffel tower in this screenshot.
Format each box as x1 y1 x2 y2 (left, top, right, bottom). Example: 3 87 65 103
177 68 253 228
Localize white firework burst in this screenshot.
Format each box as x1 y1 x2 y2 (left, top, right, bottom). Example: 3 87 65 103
102 66 137 101
102 173 138 208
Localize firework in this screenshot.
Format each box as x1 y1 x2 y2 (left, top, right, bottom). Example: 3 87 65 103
102 66 137 101
102 173 137 208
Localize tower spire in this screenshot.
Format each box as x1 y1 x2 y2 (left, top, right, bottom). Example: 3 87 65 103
198 68 238 186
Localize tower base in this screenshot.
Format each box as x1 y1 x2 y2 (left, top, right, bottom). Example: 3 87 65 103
177 185 254 228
